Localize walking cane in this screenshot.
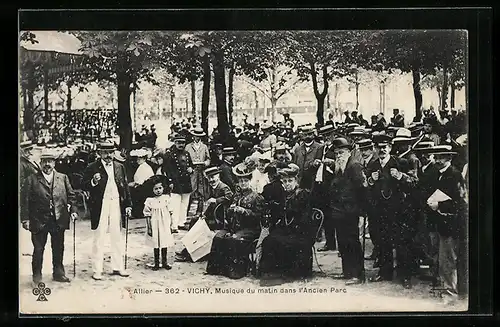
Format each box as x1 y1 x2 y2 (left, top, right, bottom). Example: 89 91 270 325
73 217 76 278
124 213 129 270
362 215 367 283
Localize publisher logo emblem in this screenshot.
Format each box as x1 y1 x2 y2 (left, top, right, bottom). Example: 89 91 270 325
32 282 51 301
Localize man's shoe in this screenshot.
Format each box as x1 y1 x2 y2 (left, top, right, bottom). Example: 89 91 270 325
163 263 172 270
111 270 130 277
174 255 190 262
332 273 348 279
345 277 363 285
402 278 412 289
317 245 332 252
171 229 178 234
53 275 71 283
369 274 392 282
92 273 103 280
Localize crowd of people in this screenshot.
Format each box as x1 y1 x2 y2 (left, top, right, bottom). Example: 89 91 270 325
20 106 468 305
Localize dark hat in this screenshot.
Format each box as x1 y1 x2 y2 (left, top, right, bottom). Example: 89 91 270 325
277 163 300 178
173 133 186 141
356 138 373 150
425 145 457 156
332 137 352 149
232 162 254 178
222 147 236 155
372 133 393 146
204 166 221 178
97 141 115 151
318 124 335 136
264 164 279 176
423 116 438 125
283 113 290 117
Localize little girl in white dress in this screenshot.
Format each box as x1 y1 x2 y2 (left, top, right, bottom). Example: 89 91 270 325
143 176 175 270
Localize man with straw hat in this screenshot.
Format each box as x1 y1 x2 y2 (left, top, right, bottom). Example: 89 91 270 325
366 133 418 289
21 148 78 285
82 142 132 280
185 127 211 217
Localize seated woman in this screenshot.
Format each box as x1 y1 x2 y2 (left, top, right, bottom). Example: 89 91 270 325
259 163 315 284
206 161 265 279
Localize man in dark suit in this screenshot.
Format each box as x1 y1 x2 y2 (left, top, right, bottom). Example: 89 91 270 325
426 145 468 304
21 150 78 284
328 138 368 285
292 126 322 190
219 147 237 192
311 125 338 252
82 142 132 280
366 134 419 289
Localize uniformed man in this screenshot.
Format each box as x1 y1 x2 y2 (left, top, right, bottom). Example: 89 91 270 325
162 134 194 232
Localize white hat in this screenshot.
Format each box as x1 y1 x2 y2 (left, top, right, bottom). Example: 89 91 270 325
392 128 417 143
130 148 150 158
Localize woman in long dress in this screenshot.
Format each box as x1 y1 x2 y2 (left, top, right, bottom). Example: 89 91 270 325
143 175 175 270
259 163 315 283
206 161 265 279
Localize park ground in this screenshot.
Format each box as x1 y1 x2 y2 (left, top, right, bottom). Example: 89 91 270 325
19 200 468 314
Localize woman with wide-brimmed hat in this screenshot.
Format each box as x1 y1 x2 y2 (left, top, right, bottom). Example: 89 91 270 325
258 163 315 284
206 161 265 279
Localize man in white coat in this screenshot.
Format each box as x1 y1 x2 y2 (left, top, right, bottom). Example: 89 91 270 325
82 142 133 280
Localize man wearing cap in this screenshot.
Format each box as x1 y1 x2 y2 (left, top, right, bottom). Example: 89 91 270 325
163 134 194 232
185 127 211 217
219 147 237 192
174 166 234 263
425 145 467 304
366 134 418 289
273 143 292 168
311 125 338 252
82 142 132 280
21 149 78 284
327 138 368 285
292 126 322 190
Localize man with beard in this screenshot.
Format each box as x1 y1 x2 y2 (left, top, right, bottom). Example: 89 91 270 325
312 125 337 252
21 149 78 285
20 140 40 187
292 126 322 190
174 167 233 263
219 147 237 192
366 134 418 289
274 143 292 168
423 116 441 146
329 138 368 285
163 134 194 233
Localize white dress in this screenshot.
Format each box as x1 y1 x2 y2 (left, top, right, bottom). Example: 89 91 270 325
143 194 175 249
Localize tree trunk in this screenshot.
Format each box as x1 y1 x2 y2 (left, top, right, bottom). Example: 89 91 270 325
25 64 35 138
412 67 423 121
442 64 449 111
66 81 73 110
450 84 456 109
253 90 259 120
271 98 277 122
191 80 196 117
212 50 230 140
379 82 383 113
228 63 235 127
117 72 132 150
326 92 330 110
43 67 49 120
333 83 339 116
437 87 442 111
310 62 328 126
170 87 175 120
201 55 211 135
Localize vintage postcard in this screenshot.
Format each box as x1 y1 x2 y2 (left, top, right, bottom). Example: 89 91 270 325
19 27 469 314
